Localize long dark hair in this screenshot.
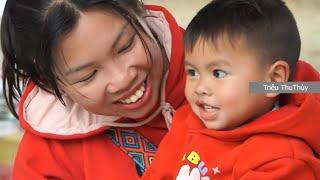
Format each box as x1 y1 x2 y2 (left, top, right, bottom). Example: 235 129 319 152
1 0 153 118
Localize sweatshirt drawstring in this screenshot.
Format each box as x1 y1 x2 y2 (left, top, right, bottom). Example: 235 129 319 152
161 102 175 129
98 67 175 129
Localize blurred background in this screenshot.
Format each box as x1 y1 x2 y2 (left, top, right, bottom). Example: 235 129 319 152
0 0 319 179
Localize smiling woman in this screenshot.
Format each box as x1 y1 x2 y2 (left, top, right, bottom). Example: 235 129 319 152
1 0 186 179
55 10 165 119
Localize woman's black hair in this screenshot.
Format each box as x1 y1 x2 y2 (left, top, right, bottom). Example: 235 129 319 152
1 0 153 118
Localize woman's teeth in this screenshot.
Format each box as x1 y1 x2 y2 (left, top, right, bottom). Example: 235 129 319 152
120 83 145 104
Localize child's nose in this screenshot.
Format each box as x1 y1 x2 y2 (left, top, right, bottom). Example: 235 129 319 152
194 78 212 96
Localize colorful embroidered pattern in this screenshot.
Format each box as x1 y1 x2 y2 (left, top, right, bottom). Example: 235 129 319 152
106 127 157 176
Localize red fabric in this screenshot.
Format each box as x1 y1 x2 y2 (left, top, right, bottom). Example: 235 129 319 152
134 5 186 145
13 5 186 180
143 61 320 179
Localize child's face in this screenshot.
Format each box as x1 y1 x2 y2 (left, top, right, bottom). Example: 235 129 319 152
185 37 274 130
54 10 165 119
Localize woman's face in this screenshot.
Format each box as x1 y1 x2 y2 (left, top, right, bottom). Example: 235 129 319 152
55 10 165 119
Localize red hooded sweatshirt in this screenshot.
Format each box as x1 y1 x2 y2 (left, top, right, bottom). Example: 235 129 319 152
143 61 320 180
13 5 186 180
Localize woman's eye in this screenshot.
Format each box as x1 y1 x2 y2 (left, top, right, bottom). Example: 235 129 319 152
118 34 136 54
186 69 199 77
77 70 97 84
213 69 227 78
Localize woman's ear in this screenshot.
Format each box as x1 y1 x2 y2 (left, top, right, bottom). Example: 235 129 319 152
265 60 290 98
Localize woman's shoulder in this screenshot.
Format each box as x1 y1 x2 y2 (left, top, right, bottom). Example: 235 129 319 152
14 131 141 179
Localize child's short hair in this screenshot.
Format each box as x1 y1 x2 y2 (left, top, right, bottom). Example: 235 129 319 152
183 0 300 79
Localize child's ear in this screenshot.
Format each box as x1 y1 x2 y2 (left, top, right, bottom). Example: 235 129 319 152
265 60 290 98
267 60 290 82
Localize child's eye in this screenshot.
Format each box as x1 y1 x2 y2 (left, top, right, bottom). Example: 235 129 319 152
186 69 199 77
118 34 136 54
77 70 97 84
213 69 227 78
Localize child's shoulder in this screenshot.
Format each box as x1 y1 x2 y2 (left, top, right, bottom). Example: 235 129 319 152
234 134 314 174
170 104 193 129
175 104 192 115
242 134 312 156
173 104 193 122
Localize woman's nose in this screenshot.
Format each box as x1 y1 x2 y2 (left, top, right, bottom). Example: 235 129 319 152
106 67 137 94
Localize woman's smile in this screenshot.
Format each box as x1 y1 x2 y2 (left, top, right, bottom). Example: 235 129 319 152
116 76 152 110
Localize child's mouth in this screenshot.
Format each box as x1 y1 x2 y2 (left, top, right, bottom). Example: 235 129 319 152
196 101 220 121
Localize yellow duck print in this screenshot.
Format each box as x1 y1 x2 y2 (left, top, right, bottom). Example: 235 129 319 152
183 151 201 165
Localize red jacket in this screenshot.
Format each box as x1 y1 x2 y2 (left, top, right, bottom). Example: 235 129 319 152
13 5 186 180
144 61 320 180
